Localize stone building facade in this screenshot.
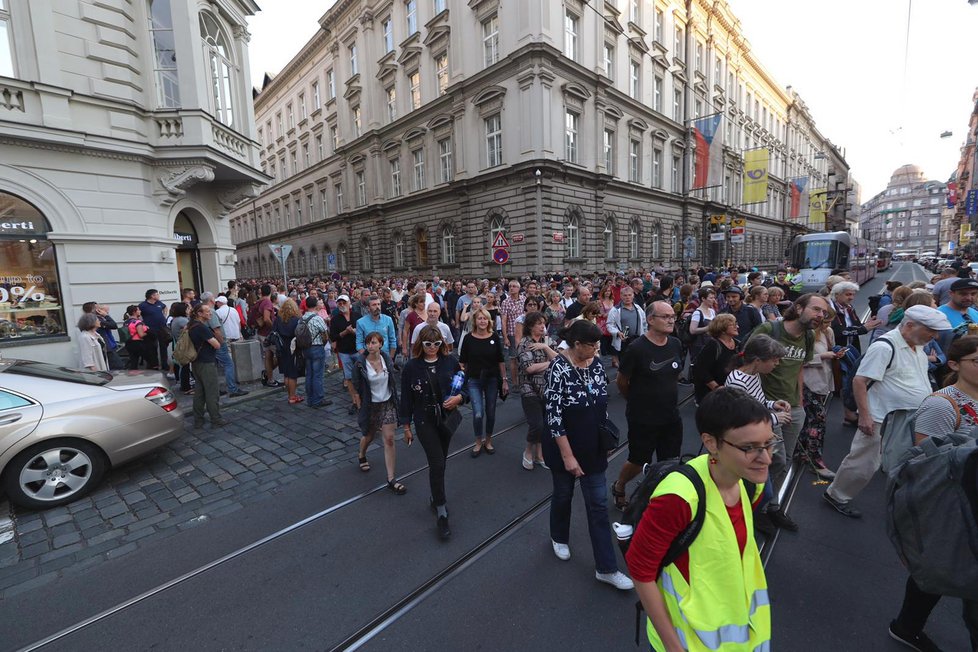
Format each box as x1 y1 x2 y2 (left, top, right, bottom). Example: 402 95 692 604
859 164 945 256
0 0 265 366
231 0 844 279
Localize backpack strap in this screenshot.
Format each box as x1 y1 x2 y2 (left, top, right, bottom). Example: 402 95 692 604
660 465 707 573
930 392 962 432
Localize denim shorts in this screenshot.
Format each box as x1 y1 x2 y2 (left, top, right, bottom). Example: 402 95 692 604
337 352 356 380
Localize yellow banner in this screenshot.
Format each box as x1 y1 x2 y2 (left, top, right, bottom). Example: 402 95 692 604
742 148 769 205
810 188 827 226
961 224 973 244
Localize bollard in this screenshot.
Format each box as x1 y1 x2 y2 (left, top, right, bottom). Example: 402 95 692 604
229 339 263 383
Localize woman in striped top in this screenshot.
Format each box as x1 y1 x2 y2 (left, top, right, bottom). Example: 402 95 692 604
725 335 792 430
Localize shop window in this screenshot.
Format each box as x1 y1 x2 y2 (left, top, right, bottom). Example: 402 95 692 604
0 193 66 342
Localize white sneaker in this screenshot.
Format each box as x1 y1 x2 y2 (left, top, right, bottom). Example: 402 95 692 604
596 570 634 590
551 540 570 561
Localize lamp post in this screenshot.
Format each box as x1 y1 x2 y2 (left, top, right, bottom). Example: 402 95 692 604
534 168 544 274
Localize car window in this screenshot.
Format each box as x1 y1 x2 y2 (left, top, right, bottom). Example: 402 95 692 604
0 360 111 386
0 389 33 410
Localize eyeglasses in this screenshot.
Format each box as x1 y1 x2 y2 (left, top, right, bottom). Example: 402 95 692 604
422 340 443 348
723 437 782 459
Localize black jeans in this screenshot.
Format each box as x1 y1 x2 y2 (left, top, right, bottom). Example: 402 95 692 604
521 395 546 444
416 416 452 507
895 575 978 650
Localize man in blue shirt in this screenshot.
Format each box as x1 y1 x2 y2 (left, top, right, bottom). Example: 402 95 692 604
355 294 397 359
936 278 978 354
138 288 168 370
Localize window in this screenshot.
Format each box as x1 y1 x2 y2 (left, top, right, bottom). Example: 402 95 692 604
565 110 579 164
287 103 295 130
652 225 661 258
654 8 664 43
383 17 394 53
567 214 580 258
485 114 502 167
564 10 579 61
483 15 499 67
200 12 236 126
442 225 456 264
714 56 723 87
352 106 361 137
416 229 429 267
434 0 446 13
694 41 703 73
672 227 679 258
629 221 639 259
674 25 684 61
406 0 418 34
361 238 372 270
290 149 297 173
338 243 348 270
436 52 449 95
438 137 453 183
327 69 335 99
149 0 180 107
603 129 615 175
604 219 615 259
386 86 397 122
629 139 641 182
671 155 680 192
694 97 702 119
652 147 662 188
489 215 506 253
335 183 344 212
279 155 286 178
302 143 310 167
629 0 639 23
629 60 640 99
330 125 338 152
0 195 66 343
320 188 328 219
349 43 358 76
653 75 663 112
603 43 615 80
296 197 303 223
393 232 405 268
412 148 425 190
390 158 402 197
298 93 306 121
409 71 421 109
673 88 682 121
283 201 291 229
312 81 321 110
355 171 366 206
316 135 324 161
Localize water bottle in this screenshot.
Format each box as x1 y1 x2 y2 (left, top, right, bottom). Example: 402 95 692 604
445 370 465 401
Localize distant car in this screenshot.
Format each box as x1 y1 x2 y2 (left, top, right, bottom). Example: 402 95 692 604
0 360 184 509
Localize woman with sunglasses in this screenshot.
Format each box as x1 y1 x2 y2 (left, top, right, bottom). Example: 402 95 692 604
400 325 467 540
626 387 772 652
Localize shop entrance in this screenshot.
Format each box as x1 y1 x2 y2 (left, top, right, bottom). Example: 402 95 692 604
174 212 202 294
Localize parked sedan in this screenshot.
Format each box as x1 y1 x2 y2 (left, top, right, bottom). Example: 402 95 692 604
0 359 184 509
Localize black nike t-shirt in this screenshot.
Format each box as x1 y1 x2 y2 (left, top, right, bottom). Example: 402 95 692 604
619 334 683 425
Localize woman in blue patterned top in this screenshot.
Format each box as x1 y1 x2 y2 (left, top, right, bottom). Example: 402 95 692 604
543 319 634 591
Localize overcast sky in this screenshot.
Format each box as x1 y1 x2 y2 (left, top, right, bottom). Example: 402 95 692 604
247 0 977 200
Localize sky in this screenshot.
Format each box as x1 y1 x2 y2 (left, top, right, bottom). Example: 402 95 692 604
246 0 977 202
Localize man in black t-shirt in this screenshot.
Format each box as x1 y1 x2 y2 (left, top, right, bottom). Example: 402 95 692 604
611 301 684 510
187 307 224 429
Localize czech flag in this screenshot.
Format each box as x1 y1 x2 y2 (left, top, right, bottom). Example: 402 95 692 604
691 114 723 190
789 177 809 219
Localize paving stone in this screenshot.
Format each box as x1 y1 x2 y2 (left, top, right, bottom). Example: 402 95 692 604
49 523 79 539
0 567 43 594
52 532 81 549
42 513 72 528
15 529 49 547
37 542 82 563
98 503 128 519
19 541 50 559
86 529 125 546
104 542 137 560
14 518 43 534
108 513 136 528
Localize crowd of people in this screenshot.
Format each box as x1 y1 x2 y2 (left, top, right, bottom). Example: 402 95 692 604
73 260 978 651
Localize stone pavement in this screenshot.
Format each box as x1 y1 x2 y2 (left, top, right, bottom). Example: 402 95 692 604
0 364 401 599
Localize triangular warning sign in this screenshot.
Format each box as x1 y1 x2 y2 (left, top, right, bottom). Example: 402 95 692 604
491 232 510 249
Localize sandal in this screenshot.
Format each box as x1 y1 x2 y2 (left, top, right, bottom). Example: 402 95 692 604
611 480 628 511
387 479 407 495
483 440 495 455
288 396 301 404
358 456 370 472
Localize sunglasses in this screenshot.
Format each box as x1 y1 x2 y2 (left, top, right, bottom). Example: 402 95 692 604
422 340 443 348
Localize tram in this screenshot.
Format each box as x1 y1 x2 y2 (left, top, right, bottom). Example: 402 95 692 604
876 248 893 272
788 231 878 293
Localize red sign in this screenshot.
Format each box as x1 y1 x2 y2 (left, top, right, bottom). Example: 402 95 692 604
552 232 565 243
492 248 510 264
491 232 510 249
511 233 524 243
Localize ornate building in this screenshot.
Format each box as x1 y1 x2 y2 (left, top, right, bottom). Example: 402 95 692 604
231 0 844 278
0 0 265 366
859 164 945 255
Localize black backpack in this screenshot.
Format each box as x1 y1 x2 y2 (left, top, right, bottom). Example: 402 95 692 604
294 315 315 351
868 293 883 317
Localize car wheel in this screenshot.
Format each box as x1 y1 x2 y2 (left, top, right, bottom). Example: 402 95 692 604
2 439 107 510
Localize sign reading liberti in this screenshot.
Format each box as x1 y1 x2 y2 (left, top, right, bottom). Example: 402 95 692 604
0 220 47 236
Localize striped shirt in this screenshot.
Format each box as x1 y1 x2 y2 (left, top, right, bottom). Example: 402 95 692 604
725 369 781 425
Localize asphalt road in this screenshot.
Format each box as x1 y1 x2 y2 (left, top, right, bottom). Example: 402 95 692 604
2 263 973 651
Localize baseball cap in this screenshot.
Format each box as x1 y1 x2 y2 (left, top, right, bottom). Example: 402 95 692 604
903 305 951 330
950 278 978 292
700 280 715 288
723 286 744 297
337 294 350 302
214 295 228 304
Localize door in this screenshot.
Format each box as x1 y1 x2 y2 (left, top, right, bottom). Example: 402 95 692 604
0 389 44 459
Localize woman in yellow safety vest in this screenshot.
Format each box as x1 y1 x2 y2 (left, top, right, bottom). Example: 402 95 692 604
626 386 773 651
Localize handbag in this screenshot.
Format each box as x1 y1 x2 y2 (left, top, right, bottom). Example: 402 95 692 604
598 418 620 452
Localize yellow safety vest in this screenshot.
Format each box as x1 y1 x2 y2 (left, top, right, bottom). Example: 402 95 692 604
647 455 771 652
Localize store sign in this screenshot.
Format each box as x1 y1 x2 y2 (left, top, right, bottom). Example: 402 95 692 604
0 220 47 236
730 217 746 244
709 215 726 241
173 231 197 247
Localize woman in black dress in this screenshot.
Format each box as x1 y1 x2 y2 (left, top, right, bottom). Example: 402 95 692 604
272 298 303 404
692 313 739 404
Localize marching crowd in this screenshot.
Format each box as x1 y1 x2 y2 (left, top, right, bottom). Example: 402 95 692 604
73 262 978 651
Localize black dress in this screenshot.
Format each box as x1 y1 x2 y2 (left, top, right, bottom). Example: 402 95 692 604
273 316 300 379
692 337 738 403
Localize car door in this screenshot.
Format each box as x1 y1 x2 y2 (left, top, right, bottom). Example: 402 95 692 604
0 388 44 458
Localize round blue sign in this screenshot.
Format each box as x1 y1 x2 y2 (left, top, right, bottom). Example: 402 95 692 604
492 248 509 264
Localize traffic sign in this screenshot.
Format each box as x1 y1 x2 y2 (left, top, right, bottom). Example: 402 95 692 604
511 233 524 243
492 248 510 264
326 253 337 271
268 243 293 263
491 232 510 249
552 232 565 243
683 235 695 250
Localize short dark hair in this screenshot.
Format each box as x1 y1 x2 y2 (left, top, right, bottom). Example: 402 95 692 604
558 319 602 348
82 301 97 314
522 311 547 335
696 387 773 441
170 302 188 318
145 289 158 300
306 296 319 309
260 284 272 297
782 292 827 322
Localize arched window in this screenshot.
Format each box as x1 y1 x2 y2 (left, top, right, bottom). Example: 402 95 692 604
567 213 580 258
416 228 429 267
604 218 615 260
441 224 456 264
200 12 236 127
651 224 661 259
392 231 405 268
309 246 319 274
489 213 505 250
361 237 372 270
629 220 639 259
671 226 680 259
298 249 307 274
338 243 348 271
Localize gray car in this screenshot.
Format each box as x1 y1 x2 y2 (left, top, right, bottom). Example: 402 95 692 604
0 359 184 509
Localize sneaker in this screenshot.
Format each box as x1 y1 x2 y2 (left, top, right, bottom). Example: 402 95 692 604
211 418 230 428
595 570 634 591
815 466 836 480
551 540 570 561
888 619 943 652
437 516 451 540
822 491 862 519
229 390 249 398
766 508 799 532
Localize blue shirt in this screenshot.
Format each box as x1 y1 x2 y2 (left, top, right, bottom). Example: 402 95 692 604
355 312 397 353
937 304 978 354
138 299 166 330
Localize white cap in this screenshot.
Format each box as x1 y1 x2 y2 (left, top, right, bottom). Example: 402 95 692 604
903 305 951 330
214 295 228 304
337 294 350 302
